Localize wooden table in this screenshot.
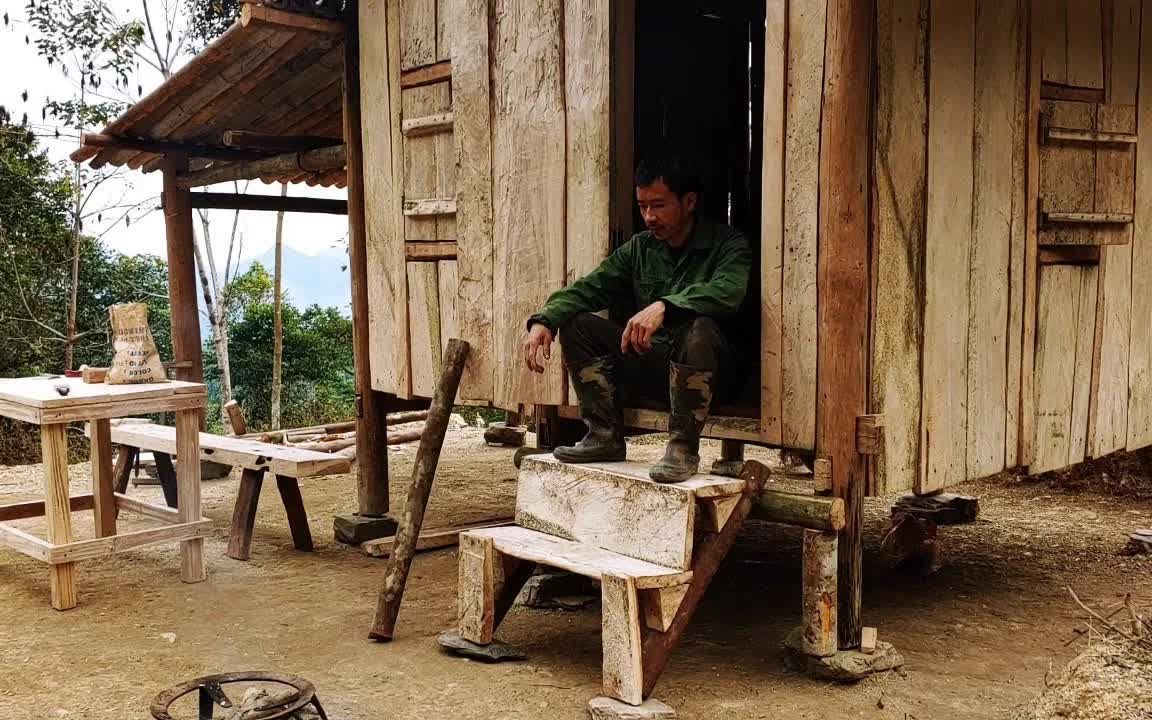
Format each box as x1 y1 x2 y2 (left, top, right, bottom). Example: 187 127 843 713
0 377 208 610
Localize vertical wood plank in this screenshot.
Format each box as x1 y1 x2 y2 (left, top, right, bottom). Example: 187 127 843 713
491 0 566 407
1020 4 1044 466
90 419 116 538
760 0 787 446
363 0 410 396
403 85 441 242
872 0 927 494
400 0 436 70
1032 266 1080 473
41 424 76 610
435 0 452 63
1038 0 1068 84
1066 0 1105 89
1088 105 1136 456
1109 0 1142 104
601 572 643 705
438 259 460 350
451 0 493 401
176 408 205 583
432 82 457 241
1005 0 1030 469
967 0 1019 478
1128 12 1152 448
407 262 443 397
1068 266 1099 464
565 0 611 285
921 0 975 494
782 0 826 451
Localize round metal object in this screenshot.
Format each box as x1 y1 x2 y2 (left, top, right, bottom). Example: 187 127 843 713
150 671 327 720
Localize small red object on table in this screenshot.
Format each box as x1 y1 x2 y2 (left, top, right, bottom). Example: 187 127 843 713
0 376 208 610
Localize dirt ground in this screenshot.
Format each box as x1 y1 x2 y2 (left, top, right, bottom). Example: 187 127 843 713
0 424 1149 720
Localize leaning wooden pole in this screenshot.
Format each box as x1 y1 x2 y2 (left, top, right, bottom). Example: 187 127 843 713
162 153 204 385
816 0 874 650
369 339 470 641
343 4 391 519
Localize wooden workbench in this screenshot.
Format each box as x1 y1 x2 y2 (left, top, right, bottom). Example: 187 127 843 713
0 376 208 610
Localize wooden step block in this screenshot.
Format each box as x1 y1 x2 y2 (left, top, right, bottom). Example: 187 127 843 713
464 526 693 590
516 455 744 570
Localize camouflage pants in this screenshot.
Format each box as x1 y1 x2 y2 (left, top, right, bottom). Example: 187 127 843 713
557 311 734 408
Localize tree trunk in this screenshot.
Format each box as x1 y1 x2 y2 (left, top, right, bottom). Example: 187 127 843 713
64 83 85 373
270 183 288 430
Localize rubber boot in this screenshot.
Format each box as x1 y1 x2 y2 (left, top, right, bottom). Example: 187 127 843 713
553 356 626 463
649 362 714 484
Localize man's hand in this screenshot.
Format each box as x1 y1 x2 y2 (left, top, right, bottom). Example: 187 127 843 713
523 323 554 373
621 301 666 354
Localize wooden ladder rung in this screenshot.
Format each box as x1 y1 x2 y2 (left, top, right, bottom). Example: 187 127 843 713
1041 211 1134 226
1043 126 1138 145
402 112 454 137
403 198 457 217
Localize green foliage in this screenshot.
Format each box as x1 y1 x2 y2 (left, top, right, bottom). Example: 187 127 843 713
204 263 356 433
26 0 144 128
185 0 242 53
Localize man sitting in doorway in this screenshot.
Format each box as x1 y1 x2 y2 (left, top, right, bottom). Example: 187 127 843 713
521 149 752 483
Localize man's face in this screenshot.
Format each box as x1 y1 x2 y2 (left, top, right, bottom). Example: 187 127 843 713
636 180 697 243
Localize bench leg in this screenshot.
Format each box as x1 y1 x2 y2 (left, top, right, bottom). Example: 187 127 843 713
275 475 314 552
602 573 644 705
227 468 265 561
113 445 138 495
42 424 77 610
89 419 116 538
457 535 533 644
153 452 179 509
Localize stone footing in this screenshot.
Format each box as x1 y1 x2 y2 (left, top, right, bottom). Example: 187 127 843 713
587 697 676 720
783 629 905 682
332 513 399 545
485 421 527 447
518 571 599 610
437 630 527 662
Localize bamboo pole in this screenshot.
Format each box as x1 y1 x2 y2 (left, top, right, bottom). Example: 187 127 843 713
369 340 469 641
175 145 346 188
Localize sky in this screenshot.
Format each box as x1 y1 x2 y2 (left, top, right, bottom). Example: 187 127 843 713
0 0 352 314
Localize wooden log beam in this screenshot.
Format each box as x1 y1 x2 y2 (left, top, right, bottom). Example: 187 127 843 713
240 2 344 33
188 192 348 215
751 490 846 532
175 145 347 188
369 339 469 641
162 154 204 385
69 134 271 163
222 130 344 152
345 6 391 517
817 0 874 650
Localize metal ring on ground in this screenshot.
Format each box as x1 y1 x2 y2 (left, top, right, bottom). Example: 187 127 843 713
149 671 327 720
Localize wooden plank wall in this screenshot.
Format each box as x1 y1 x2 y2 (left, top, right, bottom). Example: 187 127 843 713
877 0 1027 493
1129 4 1152 448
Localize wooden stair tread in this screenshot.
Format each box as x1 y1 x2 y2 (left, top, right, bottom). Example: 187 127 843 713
464 526 693 590
528 455 745 498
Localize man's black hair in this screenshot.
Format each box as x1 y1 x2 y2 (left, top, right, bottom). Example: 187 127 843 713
634 148 701 198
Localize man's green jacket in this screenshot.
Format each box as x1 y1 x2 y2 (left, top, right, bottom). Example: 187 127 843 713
528 217 752 342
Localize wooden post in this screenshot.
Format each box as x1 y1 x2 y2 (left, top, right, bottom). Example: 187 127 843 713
175 408 205 582
369 339 469 641
41 424 77 610
816 0 874 650
162 153 203 385
344 6 391 518
800 529 838 657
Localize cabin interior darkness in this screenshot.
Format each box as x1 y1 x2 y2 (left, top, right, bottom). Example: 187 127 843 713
621 0 766 412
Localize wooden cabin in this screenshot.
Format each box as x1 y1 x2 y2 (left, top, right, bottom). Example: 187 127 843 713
74 0 1152 652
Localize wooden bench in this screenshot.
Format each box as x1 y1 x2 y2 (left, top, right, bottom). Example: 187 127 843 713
109 423 351 561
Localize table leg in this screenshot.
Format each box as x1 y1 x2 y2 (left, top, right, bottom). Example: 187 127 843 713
175 408 205 583
90 419 116 537
41 424 77 610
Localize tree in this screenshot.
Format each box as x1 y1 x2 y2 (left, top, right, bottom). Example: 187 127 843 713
271 183 288 429
26 0 149 370
185 0 242 52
